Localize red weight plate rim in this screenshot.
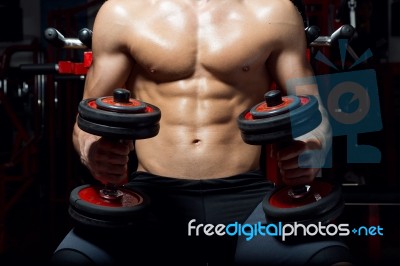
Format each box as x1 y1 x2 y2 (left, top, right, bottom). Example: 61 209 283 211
94 97 147 113
245 95 310 121
70 185 150 219
256 97 293 111
250 96 301 119
78 186 143 208
79 98 162 128
86 99 154 111
98 97 144 107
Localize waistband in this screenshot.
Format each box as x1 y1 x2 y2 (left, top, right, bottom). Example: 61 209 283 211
127 169 270 191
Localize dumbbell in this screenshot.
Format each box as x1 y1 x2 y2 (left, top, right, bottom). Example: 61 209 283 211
237 90 344 225
69 88 161 230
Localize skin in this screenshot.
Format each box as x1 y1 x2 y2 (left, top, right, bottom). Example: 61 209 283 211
73 0 331 186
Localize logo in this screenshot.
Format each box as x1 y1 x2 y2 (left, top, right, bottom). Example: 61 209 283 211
287 39 382 167
188 219 384 242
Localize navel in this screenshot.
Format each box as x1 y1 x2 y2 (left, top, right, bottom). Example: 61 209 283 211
192 139 201 145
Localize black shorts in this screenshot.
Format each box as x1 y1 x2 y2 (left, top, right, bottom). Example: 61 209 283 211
52 170 353 266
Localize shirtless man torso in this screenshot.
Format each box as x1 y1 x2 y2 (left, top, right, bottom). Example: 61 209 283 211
74 0 329 184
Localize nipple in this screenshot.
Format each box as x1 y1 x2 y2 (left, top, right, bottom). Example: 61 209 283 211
242 65 250 72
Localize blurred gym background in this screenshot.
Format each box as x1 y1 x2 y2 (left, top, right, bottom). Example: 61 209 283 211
0 0 399 265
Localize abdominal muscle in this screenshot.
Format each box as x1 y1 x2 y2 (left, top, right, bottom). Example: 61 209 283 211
131 75 266 180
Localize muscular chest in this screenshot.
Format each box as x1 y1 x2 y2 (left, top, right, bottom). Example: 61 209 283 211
129 3 271 80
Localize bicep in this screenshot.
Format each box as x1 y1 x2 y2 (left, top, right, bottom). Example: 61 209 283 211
265 6 316 96
82 1 134 99
84 50 133 99
267 31 316 96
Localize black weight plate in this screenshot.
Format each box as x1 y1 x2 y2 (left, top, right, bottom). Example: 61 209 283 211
78 98 161 128
291 110 322 139
240 127 292 145
262 180 343 223
69 184 150 230
305 199 345 225
237 95 320 134
69 185 150 217
77 115 160 139
68 205 147 230
240 111 322 145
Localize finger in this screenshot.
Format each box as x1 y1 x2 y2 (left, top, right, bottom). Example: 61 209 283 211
91 163 128 183
281 175 314 186
278 150 325 170
276 140 307 161
94 173 128 186
94 152 130 165
98 138 132 155
298 149 326 168
280 168 318 185
119 139 133 146
279 151 317 170
92 161 128 176
278 156 299 170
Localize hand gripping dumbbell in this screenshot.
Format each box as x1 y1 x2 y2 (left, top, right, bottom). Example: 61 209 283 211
237 90 344 225
69 88 161 230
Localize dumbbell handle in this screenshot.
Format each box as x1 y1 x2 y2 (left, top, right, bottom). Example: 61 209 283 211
98 91 132 200
97 137 132 200
281 140 309 198
100 182 124 200
263 90 308 194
